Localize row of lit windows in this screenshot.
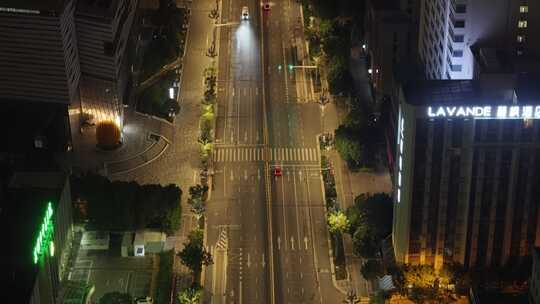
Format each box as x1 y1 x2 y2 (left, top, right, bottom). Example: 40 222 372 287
517 5 528 56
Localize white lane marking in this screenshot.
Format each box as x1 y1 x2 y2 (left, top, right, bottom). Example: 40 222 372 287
247 253 251 268
277 236 281 250
304 236 309 250
262 253 266 268
232 87 235 96
244 169 248 181
290 236 295 250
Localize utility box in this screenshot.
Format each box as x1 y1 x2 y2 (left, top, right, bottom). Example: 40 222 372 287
133 230 166 256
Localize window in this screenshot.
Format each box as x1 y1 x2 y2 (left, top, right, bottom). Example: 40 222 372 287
453 50 463 57
520 6 528 13
518 20 528 28
455 4 466 13
454 20 465 28
451 64 462 72
517 35 525 43
453 34 464 42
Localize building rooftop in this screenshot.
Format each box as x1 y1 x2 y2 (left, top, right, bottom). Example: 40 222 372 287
1 171 67 302
402 75 540 106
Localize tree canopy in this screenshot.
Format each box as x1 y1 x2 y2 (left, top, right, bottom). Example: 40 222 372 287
71 173 182 234
346 193 393 258
178 229 213 279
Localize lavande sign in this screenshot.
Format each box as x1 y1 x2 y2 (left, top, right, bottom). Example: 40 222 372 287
427 105 540 119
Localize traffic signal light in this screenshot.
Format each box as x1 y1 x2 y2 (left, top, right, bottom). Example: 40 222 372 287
278 64 282 70
288 64 293 71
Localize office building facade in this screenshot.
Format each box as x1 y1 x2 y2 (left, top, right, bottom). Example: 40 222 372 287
418 0 540 80
3 171 75 304
0 0 80 104
393 77 540 270
76 0 139 127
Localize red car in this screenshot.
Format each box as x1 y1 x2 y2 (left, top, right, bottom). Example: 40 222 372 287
273 166 282 177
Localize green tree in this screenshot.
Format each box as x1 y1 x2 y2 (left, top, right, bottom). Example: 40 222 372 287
99 292 132 304
327 56 352 96
355 193 393 239
360 260 384 280
352 227 379 258
178 229 213 280
178 285 203 304
71 173 181 234
327 210 350 235
335 124 365 169
189 184 209 200
188 196 205 219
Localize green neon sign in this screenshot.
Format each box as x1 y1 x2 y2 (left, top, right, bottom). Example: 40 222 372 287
33 202 54 264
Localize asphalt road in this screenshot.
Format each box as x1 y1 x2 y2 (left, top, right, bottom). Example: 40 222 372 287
205 0 344 303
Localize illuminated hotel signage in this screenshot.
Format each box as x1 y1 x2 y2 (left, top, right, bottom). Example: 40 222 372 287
427 105 540 119
396 116 404 204
33 202 55 264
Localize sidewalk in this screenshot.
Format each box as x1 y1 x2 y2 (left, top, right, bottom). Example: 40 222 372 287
322 96 392 299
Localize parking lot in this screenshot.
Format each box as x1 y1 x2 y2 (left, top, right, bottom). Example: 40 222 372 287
68 233 156 301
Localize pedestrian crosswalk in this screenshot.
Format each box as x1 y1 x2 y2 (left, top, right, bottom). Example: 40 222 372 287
212 147 319 163
216 229 228 250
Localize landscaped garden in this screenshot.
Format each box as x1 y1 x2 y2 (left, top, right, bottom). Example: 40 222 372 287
136 3 189 120
137 71 180 121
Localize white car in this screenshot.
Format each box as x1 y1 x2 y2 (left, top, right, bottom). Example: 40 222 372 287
241 6 249 20
135 297 153 304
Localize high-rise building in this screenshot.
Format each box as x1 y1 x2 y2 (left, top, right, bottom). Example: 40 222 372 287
0 0 80 104
76 0 139 127
393 75 540 270
418 0 540 80
2 171 77 304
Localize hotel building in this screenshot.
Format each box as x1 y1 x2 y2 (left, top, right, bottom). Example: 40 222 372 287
393 75 540 269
